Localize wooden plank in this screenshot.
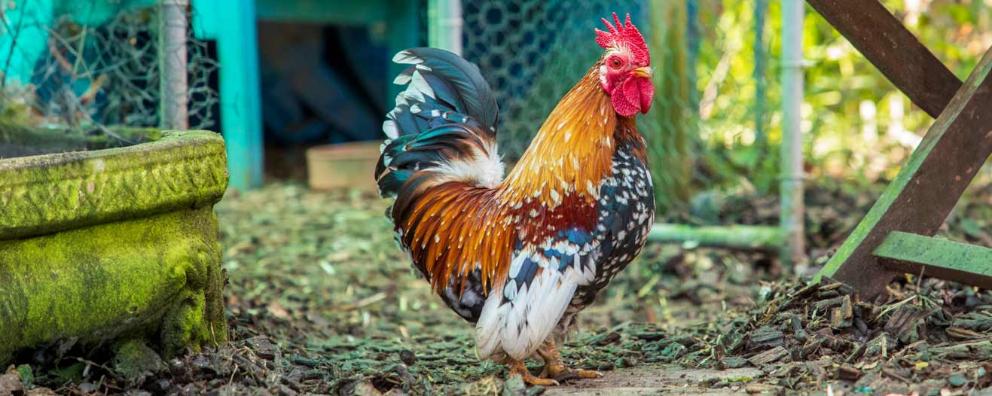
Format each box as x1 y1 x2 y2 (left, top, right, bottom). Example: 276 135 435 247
815 47 992 299
159 0 190 130
874 232 992 289
648 224 783 251
805 0 961 118
0 0 53 86
191 0 221 39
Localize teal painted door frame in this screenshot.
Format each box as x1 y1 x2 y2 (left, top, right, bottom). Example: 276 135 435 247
193 0 264 191
196 0 424 190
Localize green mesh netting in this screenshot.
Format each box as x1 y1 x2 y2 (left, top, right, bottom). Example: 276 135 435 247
461 1 694 211
461 0 650 160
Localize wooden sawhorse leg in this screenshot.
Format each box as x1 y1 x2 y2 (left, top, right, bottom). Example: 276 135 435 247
808 0 992 299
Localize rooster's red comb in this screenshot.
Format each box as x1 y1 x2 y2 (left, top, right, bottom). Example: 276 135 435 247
595 13 649 65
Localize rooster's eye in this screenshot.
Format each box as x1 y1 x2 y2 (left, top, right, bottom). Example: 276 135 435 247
608 57 624 69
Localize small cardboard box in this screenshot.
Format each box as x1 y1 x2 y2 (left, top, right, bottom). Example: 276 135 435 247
306 141 382 192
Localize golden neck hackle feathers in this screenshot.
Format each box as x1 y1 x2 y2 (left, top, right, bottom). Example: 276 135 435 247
499 69 618 207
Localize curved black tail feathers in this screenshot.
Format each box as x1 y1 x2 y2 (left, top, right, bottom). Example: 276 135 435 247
376 48 503 199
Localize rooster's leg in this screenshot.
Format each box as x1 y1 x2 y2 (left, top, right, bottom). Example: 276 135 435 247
507 358 559 386
536 338 603 381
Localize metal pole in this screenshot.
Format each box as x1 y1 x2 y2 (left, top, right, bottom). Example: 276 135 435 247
754 0 767 147
159 0 189 129
428 0 462 54
686 0 699 105
780 0 806 269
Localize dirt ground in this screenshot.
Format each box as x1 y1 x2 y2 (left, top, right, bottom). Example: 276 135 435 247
545 365 764 395
6 182 992 395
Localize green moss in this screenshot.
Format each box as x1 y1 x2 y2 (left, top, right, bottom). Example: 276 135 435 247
0 207 227 364
51 362 86 383
0 129 228 365
112 339 166 383
15 364 32 388
162 291 208 357
0 130 228 240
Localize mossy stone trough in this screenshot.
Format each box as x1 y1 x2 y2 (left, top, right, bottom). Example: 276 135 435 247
0 129 229 364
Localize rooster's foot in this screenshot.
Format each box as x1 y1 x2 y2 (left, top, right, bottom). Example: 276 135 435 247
540 363 603 381
507 359 559 386
536 339 603 382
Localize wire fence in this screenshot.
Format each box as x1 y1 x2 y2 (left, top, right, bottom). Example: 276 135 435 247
461 0 696 213
0 3 217 132
461 0 652 160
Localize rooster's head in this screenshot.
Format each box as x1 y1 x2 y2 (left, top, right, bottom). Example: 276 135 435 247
595 13 653 117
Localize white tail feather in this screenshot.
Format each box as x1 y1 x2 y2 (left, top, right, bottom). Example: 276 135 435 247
475 251 596 360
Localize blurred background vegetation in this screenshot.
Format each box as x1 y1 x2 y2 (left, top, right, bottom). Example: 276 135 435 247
673 0 992 214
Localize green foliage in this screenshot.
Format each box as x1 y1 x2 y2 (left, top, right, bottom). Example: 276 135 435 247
691 0 780 194
685 0 991 207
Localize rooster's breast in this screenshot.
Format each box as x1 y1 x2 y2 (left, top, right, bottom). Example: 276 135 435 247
571 147 655 309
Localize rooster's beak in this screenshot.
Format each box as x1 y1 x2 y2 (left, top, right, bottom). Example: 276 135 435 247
632 66 653 78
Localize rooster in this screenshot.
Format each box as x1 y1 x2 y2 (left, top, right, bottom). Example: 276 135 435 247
375 13 655 386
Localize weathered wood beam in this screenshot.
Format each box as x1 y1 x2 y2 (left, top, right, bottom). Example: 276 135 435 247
648 224 784 251
805 0 962 118
815 47 992 299
159 0 189 130
874 232 992 289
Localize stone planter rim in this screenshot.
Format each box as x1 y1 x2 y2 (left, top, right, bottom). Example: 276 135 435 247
0 130 228 240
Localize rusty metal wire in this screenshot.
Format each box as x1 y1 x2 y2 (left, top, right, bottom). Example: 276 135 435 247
12 6 217 130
